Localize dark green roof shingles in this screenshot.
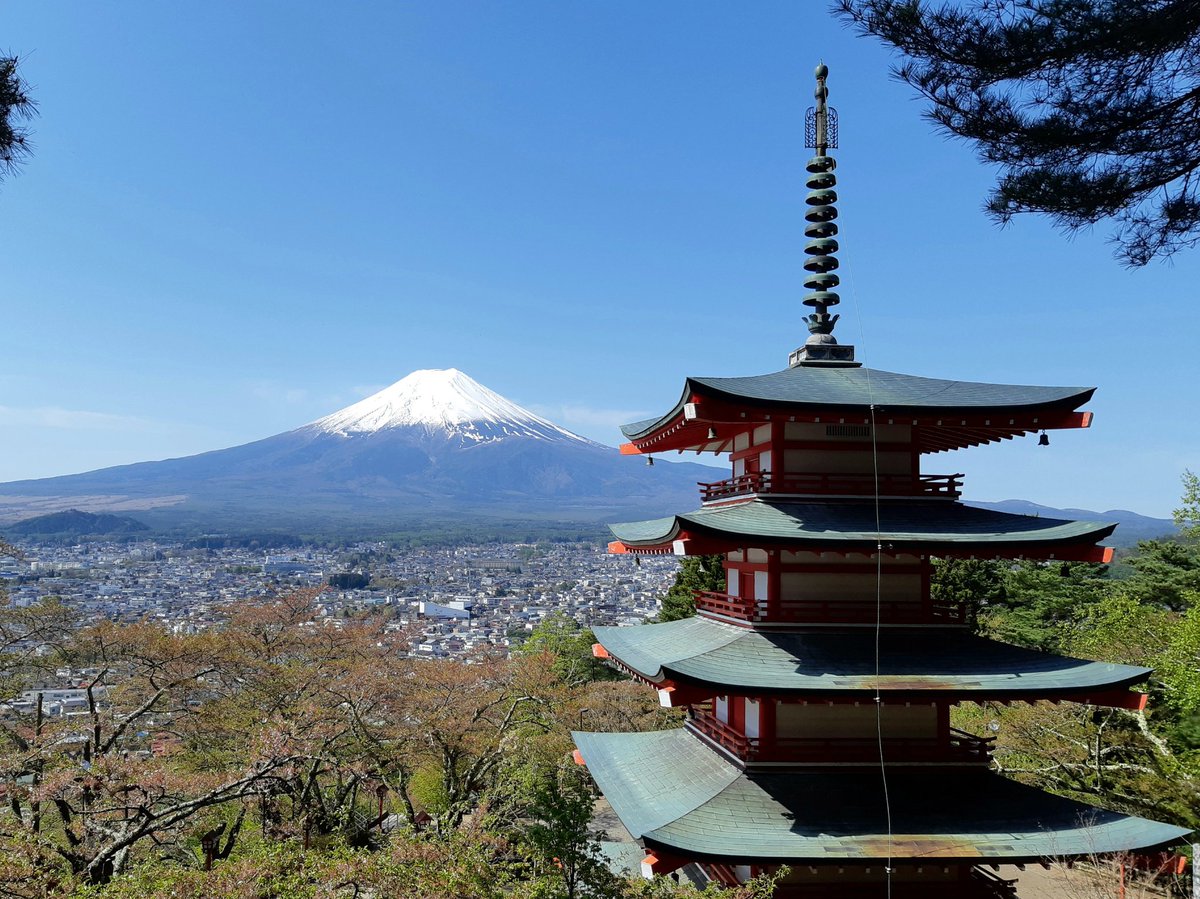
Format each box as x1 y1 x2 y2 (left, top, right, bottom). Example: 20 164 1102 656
609 500 1115 549
572 729 1189 862
622 366 1093 439
594 618 1149 697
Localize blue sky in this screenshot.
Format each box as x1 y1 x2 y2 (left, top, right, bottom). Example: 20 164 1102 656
2 3 1196 518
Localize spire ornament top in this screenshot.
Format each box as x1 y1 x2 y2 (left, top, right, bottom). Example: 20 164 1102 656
790 63 858 368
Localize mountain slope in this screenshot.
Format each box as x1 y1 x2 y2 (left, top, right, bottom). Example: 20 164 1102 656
0 370 713 532
964 500 1176 545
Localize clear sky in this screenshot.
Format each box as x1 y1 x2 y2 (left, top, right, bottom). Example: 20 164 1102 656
2 3 1196 518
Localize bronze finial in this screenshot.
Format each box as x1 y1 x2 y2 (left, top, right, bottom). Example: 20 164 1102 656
791 63 857 368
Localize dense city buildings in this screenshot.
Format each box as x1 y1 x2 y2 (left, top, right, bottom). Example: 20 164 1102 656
1 538 676 664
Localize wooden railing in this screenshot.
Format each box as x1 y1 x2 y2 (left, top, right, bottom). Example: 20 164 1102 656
948 726 997 762
694 591 965 625
698 471 964 502
695 590 759 620
688 710 994 764
931 600 967 624
770 880 1017 899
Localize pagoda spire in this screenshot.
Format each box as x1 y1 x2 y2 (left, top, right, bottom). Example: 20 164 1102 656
790 62 858 368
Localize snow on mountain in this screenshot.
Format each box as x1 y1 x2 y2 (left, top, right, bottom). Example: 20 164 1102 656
306 369 595 445
0 367 717 532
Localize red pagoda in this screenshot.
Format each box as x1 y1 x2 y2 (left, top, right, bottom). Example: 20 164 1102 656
572 65 1189 898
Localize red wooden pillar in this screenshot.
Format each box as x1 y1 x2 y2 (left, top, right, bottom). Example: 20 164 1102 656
730 695 746 734
767 549 781 618
740 570 756 616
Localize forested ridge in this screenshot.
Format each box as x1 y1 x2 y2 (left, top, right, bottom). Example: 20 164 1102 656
943 473 1200 832
0 557 778 898
1 474 1197 897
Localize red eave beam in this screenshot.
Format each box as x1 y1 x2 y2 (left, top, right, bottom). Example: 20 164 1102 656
628 404 1092 442
642 851 689 877
1003 544 1114 563
612 538 1114 563
609 531 715 556
657 681 712 708
924 544 1114 563
1054 410 1092 430
626 411 1093 458
1130 853 1189 876
1059 689 1149 711
607 540 679 556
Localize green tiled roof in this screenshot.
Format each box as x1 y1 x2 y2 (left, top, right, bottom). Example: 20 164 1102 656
621 367 1093 439
596 841 645 878
574 729 741 839
572 729 1190 863
609 499 1115 549
594 618 1149 698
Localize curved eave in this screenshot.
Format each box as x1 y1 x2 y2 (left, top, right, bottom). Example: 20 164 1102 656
572 729 1190 864
593 619 1150 703
608 500 1116 561
620 369 1095 454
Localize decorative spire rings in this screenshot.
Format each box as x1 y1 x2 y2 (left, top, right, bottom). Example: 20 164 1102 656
791 63 857 368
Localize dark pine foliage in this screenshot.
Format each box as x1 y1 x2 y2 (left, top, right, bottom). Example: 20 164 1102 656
658 555 726 622
837 1 1200 265
929 557 1007 631
0 54 35 180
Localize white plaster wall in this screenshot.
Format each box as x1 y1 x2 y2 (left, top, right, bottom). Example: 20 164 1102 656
745 699 760 738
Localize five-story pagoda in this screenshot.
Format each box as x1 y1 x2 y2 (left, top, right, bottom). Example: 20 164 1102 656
571 65 1188 898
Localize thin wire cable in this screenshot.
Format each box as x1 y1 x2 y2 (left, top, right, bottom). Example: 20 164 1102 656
846 258 894 897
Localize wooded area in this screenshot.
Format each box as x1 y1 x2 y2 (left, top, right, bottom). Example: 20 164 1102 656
938 473 1200 841
5 494 1196 897
0 548 791 898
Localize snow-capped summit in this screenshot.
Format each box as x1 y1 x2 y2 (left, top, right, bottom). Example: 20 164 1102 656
0 367 715 530
307 369 593 445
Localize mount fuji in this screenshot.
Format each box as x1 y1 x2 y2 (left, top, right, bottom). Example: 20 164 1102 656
309 369 593 445
0 370 714 535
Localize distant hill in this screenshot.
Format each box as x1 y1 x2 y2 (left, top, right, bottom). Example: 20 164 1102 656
964 500 1176 546
5 509 150 537
0 370 713 536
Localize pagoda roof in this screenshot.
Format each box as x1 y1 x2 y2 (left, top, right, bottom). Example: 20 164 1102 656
572 728 1189 864
620 367 1094 454
593 617 1149 700
609 499 1114 558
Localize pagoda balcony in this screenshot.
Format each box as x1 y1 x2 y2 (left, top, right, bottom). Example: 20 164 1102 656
688 710 994 765
760 875 1019 899
695 590 966 625
698 471 963 502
